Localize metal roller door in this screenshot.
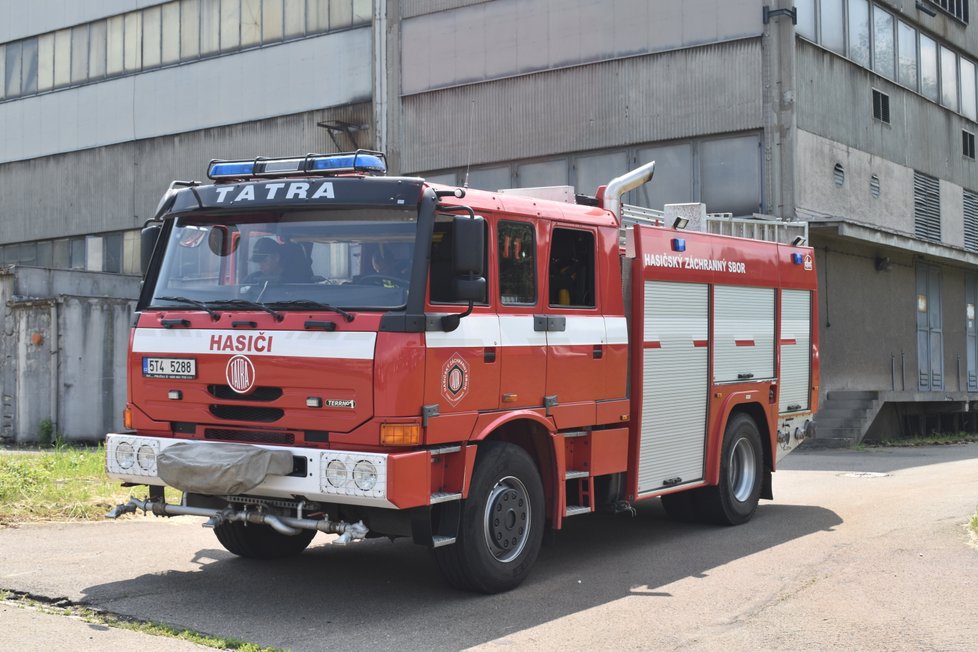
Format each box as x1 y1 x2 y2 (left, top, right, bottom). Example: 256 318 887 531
713 285 775 383
638 281 708 494
779 290 811 412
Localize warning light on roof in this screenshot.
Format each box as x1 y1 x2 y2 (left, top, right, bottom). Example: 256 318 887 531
671 238 686 252
791 253 804 265
207 151 387 180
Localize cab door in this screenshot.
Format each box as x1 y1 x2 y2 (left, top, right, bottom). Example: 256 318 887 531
424 215 499 416
497 219 547 409
544 226 605 407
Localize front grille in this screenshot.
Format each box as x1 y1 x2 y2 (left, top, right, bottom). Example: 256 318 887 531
209 404 284 422
204 428 295 445
207 385 283 401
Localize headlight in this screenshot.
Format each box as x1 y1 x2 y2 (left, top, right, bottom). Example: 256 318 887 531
115 442 135 470
136 444 156 471
353 460 377 491
325 459 348 488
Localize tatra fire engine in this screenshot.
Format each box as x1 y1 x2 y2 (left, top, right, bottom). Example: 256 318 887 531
106 150 818 593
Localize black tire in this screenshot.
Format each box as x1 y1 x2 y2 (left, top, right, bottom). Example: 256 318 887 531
660 489 702 522
214 521 316 559
433 441 545 593
695 413 764 526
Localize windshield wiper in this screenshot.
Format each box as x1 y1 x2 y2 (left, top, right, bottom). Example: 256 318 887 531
267 299 355 322
153 296 220 321
206 299 284 322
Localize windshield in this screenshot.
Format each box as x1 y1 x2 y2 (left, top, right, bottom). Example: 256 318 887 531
148 208 418 311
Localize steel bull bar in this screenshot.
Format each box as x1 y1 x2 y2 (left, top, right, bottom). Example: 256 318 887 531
106 497 369 544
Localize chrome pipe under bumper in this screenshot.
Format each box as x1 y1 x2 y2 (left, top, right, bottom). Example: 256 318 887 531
106 497 369 545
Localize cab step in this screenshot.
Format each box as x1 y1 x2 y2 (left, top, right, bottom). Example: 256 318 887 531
432 535 456 547
565 470 589 480
430 491 462 504
565 505 591 517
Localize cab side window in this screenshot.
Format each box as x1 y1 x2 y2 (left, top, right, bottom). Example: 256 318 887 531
498 221 536 305
549 228 595 308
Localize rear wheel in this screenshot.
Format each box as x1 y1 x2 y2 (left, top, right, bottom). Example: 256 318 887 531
434 441 544 593
214 521 316 559
695 413 764 525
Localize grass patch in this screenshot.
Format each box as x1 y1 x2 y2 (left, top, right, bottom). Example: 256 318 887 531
864 432 978 448
0 445 168 525
1 591 282 652
970 506 978 544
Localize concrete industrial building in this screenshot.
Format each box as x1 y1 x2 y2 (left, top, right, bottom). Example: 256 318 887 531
1 0 977 443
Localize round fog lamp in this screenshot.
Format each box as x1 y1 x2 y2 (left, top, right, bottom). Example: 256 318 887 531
325 459 348 488
136 444 156 471
115 442 135 470
353 460 378 491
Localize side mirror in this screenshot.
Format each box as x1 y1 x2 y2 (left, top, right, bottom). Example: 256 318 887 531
453 277 486 302
452 215 485 276
140 223 162 276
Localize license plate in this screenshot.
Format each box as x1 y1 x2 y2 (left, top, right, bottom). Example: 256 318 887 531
143 357 197 379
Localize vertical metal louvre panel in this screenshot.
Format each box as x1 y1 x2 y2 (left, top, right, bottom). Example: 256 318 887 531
914 171 941 242
964 191 978 252
779 290 812 412
713 286 775 382
639 281 708 494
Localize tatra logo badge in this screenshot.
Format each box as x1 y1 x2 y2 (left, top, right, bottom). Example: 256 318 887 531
226 355 256 394
441 353 470 405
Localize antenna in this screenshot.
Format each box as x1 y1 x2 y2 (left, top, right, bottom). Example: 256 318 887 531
463 100 475 188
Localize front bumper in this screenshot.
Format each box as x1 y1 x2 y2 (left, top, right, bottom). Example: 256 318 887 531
105 433 430 509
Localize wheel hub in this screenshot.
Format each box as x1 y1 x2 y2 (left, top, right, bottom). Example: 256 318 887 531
484 476 530 562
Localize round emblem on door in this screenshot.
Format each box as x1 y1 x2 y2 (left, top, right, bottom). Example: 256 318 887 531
441 353 470 406
226 355 256 394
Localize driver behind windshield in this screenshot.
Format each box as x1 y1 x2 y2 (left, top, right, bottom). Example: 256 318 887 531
246 238 313 283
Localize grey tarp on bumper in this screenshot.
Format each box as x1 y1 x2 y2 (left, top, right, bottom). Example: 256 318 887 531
156 442 294 495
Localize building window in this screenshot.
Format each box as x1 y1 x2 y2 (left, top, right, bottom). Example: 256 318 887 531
0 0 371 103
873 89 891 123
965 130 976 159
872 5 895 80
914 171 941 242
798 2 976 119
925 0 969 23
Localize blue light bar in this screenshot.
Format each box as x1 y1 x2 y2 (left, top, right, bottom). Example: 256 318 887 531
791 253 804 265
207 151 387 180
209 161 256 178
309 153 386 173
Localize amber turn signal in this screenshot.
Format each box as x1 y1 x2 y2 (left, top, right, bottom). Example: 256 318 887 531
123 406 133 430
380 422 421 446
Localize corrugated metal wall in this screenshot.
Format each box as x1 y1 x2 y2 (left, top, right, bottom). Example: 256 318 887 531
399 39 764 173
0 103 373 245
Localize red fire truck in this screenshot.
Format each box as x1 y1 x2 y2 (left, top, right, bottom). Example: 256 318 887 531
106 151 818 593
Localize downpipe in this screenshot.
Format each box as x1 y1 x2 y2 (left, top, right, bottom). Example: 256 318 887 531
106 497 369 545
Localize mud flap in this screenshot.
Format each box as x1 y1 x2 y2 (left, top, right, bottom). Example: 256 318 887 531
411 501 461 547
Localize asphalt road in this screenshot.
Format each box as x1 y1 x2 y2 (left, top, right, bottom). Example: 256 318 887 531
1 444 976 651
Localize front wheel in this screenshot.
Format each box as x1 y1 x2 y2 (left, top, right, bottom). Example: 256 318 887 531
695 413 764 525
433 441 545 593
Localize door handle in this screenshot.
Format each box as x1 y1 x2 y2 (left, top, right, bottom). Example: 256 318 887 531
592 345 604 359
484 347 497 363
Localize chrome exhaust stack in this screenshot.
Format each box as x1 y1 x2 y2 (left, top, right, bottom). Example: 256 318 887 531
106 496 369 545
602 161 656 223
